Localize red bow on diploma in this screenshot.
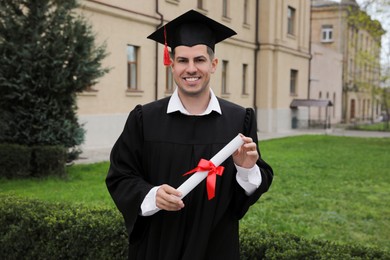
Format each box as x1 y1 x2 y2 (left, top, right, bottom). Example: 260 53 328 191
183 159 225 200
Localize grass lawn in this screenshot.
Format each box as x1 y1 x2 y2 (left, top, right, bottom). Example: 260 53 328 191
1 135 389 251
243 135 390 251
349 122 390 131
0 162 114 208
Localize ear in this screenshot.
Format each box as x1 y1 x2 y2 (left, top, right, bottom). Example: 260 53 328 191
211 57 218 74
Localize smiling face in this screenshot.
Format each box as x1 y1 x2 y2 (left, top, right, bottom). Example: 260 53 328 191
171 44 218 98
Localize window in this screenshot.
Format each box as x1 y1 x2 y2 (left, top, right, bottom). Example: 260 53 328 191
362 99 366 119
197 0 204 10
222 60 229 94
290 69 298 95
287 6 295 35
222 0 229 18
243 0 249 25
165 66 174 93
321 25 333 42
127 45 138 90
242 64 248 95
350 99 356 119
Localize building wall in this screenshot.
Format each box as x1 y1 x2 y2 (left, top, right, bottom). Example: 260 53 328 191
75 0 312 149
311 0 383 124
310 43 343 125
257 0 311 132
76 0 259 148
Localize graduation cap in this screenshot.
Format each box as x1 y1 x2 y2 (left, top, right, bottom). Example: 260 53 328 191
147 10 237 66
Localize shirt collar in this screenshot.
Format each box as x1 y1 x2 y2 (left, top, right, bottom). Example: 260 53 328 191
167 88 222 116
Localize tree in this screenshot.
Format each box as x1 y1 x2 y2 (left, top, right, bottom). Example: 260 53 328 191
0 0 109 160
344 0 386 123
380 64 390 130
357 0 390 129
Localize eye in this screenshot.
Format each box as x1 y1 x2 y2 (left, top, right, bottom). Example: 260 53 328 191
177 58 188 63
195 57 206 63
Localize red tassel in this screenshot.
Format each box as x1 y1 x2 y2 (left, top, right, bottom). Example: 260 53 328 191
164 45 171 66
163 26 171 66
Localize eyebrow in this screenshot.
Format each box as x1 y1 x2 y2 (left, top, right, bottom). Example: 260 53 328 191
176 55 207 60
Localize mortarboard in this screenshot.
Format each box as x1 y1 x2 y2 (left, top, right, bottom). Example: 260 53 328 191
147 10 237 66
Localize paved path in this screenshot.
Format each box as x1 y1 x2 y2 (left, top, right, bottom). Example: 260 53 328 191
74 128 390 164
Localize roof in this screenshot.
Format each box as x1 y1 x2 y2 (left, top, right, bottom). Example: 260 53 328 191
311 0 359 8
290 99 333 108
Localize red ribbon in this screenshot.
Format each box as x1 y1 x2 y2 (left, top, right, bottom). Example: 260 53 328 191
183 159 225 200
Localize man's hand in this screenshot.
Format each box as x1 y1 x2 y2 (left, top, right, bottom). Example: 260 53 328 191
156 184 185 211
232 134 259 169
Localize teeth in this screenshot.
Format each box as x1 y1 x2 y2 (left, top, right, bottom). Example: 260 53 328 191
185 77 199 82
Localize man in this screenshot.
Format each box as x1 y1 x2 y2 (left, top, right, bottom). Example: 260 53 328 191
106 10 273 260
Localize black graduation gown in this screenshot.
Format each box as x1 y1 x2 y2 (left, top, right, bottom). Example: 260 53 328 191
106 97 273 260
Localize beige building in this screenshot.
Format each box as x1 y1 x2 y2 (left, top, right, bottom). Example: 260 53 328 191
310 43 343 126
77 0 311 149
311 0 384 124
257 0 311 132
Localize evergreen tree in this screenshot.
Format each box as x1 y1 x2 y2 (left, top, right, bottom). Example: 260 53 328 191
0 0 109 160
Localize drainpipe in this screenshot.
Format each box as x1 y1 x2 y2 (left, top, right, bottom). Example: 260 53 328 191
154 0 164 101
253 0 260 123
308 1 313 127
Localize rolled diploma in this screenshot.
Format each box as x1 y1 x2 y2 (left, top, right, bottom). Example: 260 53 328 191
177 134 244 199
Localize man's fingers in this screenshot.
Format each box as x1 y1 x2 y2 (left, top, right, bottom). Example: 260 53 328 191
156 185 185 211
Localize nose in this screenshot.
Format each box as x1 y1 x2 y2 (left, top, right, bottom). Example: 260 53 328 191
186 60 197 74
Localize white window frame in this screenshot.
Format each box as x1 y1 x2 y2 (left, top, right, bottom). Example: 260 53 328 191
321 25 334 43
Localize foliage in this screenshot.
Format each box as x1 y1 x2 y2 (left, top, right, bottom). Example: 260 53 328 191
381 86 390 129
347 5 385 41
339 1 386 123
0 143 66 178
0 194 127 260
239 228 389 260
347 0 390 124
0 144 31 178
1 194 388 260
30 145 66 177
0 0 109 158
348 121 389 131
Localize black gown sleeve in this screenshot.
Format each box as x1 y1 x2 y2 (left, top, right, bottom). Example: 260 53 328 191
233 108 274 219
105 105 153 239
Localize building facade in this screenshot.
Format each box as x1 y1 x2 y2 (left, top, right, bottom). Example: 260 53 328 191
311 0 384 124
257 0 311 132
310 43 343 126
76 0 311 149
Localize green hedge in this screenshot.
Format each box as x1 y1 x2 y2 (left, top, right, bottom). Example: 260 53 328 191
30 145 66 177
239 228 389 259
0 144 66 178
0 195 127 259
0 144 31 178
0 195 389 259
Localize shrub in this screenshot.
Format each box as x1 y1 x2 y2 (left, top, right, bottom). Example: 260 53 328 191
1 195 388 259
239 228 390 259
0 144 67 178
31 145 66 177
0 195 128 259
0 143 31 178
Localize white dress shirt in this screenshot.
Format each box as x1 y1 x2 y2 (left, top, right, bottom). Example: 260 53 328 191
140 88 262 216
